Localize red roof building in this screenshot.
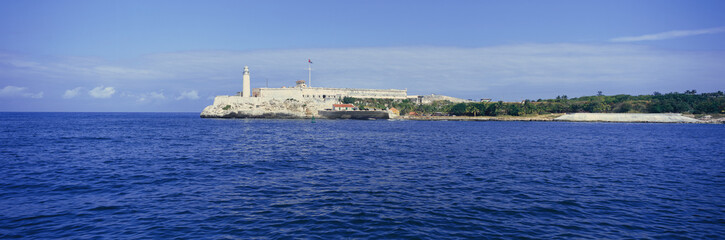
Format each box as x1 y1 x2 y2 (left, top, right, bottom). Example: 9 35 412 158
332 104 355 110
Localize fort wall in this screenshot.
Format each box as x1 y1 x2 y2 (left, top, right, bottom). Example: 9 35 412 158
254 87 408 100
212 95 337 107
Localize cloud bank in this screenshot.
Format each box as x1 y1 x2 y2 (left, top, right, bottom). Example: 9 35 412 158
1 44 723 111
611 27 725 42
0 86 43 98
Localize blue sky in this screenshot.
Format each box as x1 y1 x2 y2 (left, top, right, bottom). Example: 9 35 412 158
1 0 724 112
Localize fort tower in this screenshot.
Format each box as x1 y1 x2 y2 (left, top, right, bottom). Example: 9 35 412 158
242 66 251 97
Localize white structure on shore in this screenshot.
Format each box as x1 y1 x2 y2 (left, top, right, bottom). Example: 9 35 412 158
227 65 412 101
252 81 409 100
223 66 472 103
202 65 472 118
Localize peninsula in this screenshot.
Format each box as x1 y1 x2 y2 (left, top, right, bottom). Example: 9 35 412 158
201 66 723 123
200 66 469 119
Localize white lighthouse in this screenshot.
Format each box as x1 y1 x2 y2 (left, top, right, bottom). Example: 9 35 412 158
242 66 251 98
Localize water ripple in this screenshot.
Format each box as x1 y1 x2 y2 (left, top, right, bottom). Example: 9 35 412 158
0 113 723 239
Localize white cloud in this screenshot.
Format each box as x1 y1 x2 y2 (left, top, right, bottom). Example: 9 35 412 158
611 27 725 42
149 91 166 100
88 86 116 98
0 86 43 98
63 87 83 99
0 86 27 96
176 90 200 100
120 92 143 102
129 91 167 102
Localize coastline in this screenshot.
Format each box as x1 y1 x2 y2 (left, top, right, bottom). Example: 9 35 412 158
405 113 723 124
406 114 562 122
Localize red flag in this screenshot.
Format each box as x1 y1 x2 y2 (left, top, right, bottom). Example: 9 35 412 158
308 59 313 64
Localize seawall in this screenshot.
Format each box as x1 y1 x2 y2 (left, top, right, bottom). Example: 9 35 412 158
318 110 390 119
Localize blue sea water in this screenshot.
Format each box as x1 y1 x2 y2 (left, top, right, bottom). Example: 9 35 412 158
1 112 723 239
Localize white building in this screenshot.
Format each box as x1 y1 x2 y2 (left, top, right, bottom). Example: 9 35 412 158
251 80 409 101
224 66 470 104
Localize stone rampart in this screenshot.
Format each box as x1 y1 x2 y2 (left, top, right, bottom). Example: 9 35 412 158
419 94 472 104
255 87 408 100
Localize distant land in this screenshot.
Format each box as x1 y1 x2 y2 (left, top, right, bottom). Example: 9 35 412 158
349 90 724 123
203 87 723 123
201 66 723 123
345 90 722 115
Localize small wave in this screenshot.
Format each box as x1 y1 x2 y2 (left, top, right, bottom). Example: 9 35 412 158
88 205 124 211
555 199 583 208
525 206 566 216
59 136 114 141
148 177 180 185
51 184 93 192
12 213 67 223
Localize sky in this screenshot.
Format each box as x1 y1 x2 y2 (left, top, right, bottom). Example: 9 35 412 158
1 0 724 112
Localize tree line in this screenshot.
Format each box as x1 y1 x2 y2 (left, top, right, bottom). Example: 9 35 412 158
341 90 725 116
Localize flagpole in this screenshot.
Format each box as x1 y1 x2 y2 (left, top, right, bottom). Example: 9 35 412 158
307 60 312 87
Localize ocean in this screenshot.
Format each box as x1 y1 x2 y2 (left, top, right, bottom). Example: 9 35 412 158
1 112 723 239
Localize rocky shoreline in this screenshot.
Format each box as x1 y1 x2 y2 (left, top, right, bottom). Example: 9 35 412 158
554 113 701 123
200 97 326 119
200 97 723 124
200 96 393 119
407 114 561 122
406 113 723 124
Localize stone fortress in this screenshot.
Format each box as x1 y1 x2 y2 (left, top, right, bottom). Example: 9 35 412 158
200 66 470 118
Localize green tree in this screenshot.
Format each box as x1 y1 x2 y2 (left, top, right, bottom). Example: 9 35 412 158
450 103 467 116
466 104 481 116
342 97 357 104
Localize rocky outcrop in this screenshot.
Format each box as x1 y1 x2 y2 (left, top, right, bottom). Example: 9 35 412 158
554 113 701 123
200 96 334 119
697 115 725 124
